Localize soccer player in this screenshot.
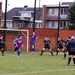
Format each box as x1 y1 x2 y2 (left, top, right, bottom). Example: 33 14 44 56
0 35 5 56
31 32 38 54
56 37 66 59
63 37 71 59
67 36 75 66
16 36 23 57
13 37 18 53
65 37 71 46
40 37 54 56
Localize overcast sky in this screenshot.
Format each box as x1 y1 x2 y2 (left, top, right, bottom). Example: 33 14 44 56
1 0 75 12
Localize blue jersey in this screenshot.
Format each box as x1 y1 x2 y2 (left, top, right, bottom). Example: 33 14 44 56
31 34 37 41
31 34 37 45
14 38 18 44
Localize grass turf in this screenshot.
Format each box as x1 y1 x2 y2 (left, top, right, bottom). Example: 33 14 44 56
0 51 75 75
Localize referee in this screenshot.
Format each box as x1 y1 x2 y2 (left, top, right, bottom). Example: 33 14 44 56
67 36 75 66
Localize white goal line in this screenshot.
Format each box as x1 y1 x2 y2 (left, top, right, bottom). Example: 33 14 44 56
0 68 75 75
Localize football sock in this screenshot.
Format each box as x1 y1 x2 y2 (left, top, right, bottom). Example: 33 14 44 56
32 48 34 52
73 58 75 64
40 50 44 55
67 57 71 65
56 50 59 55
18 51 20 56
50 52 54 56
63 51 66 59
1 50 4 56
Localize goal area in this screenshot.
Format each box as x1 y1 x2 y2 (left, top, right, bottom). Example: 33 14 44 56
0 28 29 52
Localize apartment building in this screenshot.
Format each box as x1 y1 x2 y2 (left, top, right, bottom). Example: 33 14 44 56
42 4 70 29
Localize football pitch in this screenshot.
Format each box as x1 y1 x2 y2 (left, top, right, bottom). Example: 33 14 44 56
0 51 75 75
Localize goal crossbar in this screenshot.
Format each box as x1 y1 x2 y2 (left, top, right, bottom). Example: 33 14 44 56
0 28 29 52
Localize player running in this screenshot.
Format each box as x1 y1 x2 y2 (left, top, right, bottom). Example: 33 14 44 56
16 36 23 57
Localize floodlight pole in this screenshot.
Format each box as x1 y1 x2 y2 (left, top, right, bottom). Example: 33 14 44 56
4 0 7 50
33 0 36 32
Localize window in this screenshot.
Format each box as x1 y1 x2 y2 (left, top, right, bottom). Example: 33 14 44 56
60 21 67 28
51 22 55 28
48 8 58 16
36 23 42 28
60 9 63 15
31 13 34 18
46 22 50 28
18 23 22 28
64 9 68 15
28 23 33 28
6 23 12 28
60 8 68 15
60 22 63 28
51 9 55 15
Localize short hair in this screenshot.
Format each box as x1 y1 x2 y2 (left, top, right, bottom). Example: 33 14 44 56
68 36 71 39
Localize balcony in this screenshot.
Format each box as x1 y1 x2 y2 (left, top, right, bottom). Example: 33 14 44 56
60 15 68 19
13 16 30 21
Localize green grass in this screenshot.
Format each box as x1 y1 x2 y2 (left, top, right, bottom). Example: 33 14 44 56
0 51 75 75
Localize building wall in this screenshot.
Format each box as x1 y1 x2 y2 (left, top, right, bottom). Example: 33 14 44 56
5 29 75 51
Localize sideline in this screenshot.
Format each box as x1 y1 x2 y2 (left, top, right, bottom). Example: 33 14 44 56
0 69 75 75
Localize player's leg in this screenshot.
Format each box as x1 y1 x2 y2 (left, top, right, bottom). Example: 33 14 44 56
40 48 45 55
14 44 17 53
31 45 35 54
73 53 75 66
49 48 54 56
17 47 21 57
67 52 72 66
31 41 35 54
0 44 4 56
1 48 4 56
62 48 67 59
56 48 59 55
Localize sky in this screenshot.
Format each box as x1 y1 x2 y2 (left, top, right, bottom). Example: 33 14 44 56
1 0 75 12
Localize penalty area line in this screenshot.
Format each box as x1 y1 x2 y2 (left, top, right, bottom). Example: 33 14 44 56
0 69 75 75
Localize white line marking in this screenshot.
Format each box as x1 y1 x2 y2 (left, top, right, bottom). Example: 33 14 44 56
0 69 75 75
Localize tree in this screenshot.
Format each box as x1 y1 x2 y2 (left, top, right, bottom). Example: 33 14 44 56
69 4 75 25
69 4 75 29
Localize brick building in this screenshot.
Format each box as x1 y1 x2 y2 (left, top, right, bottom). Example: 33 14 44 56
42 4 70 29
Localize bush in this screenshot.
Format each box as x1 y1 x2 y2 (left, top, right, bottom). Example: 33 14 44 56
69 25 75 30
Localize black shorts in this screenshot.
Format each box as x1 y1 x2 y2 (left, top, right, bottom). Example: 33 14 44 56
57 45 63 48
44 45 50 49
68 52 75 55
0 43 4 49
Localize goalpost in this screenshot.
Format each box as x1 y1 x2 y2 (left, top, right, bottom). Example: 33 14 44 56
0 28 29 52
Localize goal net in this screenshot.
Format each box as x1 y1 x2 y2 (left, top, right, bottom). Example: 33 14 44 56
0 28 29 52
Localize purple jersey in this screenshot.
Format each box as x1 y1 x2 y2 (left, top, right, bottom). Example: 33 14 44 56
16 39 23 47
32 34 37 41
